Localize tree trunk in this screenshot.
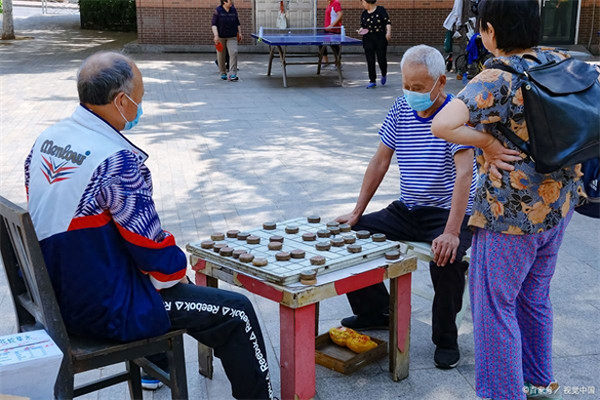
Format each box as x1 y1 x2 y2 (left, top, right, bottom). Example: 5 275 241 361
2 0 15 40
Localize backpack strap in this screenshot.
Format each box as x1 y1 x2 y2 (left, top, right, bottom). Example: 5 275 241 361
485 60 523 76
495 124 532 156
483 60 532 155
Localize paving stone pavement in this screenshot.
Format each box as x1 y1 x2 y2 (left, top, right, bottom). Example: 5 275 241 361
1 7 599 400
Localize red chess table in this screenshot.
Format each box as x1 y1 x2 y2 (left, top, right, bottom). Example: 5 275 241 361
187 219 417 400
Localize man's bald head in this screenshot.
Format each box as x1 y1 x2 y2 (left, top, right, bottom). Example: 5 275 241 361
77 52 139 105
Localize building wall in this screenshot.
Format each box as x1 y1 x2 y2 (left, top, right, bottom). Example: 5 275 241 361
136 0 598 53
136 0 455 46
316 0 455 46
578 0 599 53
136 0 254 45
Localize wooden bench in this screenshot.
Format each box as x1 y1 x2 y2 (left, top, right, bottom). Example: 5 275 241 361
401 241 471 329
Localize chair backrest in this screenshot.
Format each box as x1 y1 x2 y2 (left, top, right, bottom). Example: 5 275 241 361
0 195 71 356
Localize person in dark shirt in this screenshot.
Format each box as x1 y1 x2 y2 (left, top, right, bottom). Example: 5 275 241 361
211 0 242 81
358 0 392 89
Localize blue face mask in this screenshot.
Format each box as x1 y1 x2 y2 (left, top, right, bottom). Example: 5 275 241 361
404 77 440 112
115 93 143 131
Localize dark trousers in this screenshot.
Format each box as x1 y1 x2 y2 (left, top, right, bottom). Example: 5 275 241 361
347 201 472 349
155 283 273 400
363 33 388 83
319 44 341 60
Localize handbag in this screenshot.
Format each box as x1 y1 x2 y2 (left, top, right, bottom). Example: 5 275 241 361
490 53 600 173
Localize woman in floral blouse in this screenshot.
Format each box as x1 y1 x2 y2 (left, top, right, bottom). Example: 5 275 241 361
432 1 585 399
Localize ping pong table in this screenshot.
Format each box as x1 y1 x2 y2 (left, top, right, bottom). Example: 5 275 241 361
251 27 362 88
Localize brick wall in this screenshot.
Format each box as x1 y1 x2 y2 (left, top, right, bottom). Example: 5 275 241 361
137 6 254 45
137 0 456 46
578 3 599 53
137 0 598 53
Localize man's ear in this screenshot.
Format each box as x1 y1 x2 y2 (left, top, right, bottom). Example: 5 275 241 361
438 74 447 91
113 92 125 107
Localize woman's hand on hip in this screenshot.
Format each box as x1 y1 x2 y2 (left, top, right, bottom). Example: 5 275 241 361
481 135 521 180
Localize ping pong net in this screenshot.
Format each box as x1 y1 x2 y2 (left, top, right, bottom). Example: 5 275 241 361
258 26 346 38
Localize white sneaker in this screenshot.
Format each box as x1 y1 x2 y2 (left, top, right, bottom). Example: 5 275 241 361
141 375 163 390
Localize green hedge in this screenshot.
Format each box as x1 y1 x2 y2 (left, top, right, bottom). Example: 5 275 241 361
79 0 136 32
0 0 3 14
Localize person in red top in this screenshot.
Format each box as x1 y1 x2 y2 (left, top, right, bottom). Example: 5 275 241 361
320 0 343 68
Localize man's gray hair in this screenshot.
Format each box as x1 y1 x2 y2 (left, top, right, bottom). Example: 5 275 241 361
400 45 446 79
77 52 135 105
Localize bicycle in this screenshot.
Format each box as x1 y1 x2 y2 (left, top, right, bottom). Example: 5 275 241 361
453 33 493 80
443 0 493 81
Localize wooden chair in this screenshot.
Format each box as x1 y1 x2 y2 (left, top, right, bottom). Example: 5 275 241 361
0 195 189 400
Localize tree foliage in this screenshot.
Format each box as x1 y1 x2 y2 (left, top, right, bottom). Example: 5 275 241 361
79 0 136 32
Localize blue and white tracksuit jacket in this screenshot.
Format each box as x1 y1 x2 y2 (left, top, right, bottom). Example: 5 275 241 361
25 105 186 342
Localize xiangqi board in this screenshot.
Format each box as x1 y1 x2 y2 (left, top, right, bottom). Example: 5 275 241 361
187 217 401 285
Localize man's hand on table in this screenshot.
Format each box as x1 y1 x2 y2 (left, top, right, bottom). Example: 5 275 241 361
431 232 459 267
335 212 360 227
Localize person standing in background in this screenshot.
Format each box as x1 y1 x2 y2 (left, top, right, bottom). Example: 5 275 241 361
551 0 569 37
212 0 242 81
358 0 391 89
320 0 343 69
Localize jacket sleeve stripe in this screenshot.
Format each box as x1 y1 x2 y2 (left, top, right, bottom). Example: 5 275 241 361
148 269 187 290
68 210 112 231
115 222 176 249
149 275 181 290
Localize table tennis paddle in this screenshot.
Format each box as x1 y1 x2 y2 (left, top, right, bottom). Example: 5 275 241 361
215 42 224 52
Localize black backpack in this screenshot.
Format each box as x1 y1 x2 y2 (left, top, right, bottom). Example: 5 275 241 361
489 53 599 173
488 53 600 218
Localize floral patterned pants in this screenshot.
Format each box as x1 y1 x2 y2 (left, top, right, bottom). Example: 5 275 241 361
470 212 572 400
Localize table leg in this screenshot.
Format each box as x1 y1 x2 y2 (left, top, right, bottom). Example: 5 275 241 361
267 46 275 76
195 272 218 379
389 273 411 381
317 46 326 75
280 303 316 400
334 47 343 84
277 45 288 88
314 302 320 337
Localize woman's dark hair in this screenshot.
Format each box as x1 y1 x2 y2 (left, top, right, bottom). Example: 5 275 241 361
364 0 377 4
477 0 540 53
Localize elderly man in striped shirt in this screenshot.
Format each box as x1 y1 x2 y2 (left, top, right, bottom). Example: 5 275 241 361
336 45 476 370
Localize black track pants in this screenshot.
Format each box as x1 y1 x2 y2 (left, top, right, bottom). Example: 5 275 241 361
158 283 274 400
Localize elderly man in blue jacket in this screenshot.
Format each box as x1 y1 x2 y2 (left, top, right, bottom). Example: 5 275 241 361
25 51 272 400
